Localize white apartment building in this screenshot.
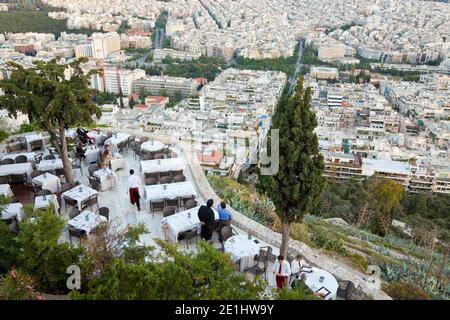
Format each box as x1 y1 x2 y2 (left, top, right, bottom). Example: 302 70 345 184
91 67 145 96
91 32 121 60
327 91 343 108
74 43 93 58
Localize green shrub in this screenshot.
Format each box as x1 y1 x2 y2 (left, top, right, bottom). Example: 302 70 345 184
384 281 431 300
275 281 318 300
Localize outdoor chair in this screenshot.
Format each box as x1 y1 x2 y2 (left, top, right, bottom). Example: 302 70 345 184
142 153 153 161
88 164 99 177
164 198 179 209
24 182 36 200
30 140 43 152
336 280 355 300
181 227 198 249
98 135 108 147
88 176 101 191
81 194 99 212
159 176 172 184
14 155 28 163
37 189 52 197
68 227 86 247
220 225 238 244
180 196 196 210
170 170 183 178
173 174 186 183
0 176 9 184
8 173 27 184
3 216 19 234
144 172 158 179
18 137 27 152
30 170 43 179
153 153 164 160
71 158 83 175
68 209 81 219
139 136 148 143
150 201 165 217
55 168 66 182
185 199 198 210
244 251 268 280
1 158 14 165
34 153 43 164
63 196 78 212
96 207 109 221
145 177 158 185
162 206 176 217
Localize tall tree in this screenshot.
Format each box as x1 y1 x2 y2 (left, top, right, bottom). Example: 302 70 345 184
0 58 101 184
257 78 325 256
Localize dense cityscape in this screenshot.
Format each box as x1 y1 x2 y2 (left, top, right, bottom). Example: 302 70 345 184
0 0 448 304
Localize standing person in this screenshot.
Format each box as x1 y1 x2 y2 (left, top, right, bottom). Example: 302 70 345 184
127 169 142 211
100 149 110 169
197 199 215 241
290 254 306 286
273 255 291 290
76 141 86 160
216 201 232 242
76 126 94 145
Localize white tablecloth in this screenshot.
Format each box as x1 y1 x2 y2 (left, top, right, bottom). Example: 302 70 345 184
1 203 24 222
25 134 44 152
104 133 130 154
141 140 164 153
145 181 197 202
62 184 99 211
0 163 33 181
141 158 185 174
1 152 36 161
34 194 59 214
38 159 64 171
0 184 13 197
33 173 61 193
303 267 339 300
110 155 125 172
93 168 116 191
162 206 219 242
67 210 107 234
224 235 261 271
87 131 107 146
85 147 101 165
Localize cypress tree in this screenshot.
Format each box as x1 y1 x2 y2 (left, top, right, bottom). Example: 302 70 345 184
257 77 325 256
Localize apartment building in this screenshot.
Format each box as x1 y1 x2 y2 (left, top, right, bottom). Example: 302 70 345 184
91 66 145 96
153 49 201 63
133 75 199 97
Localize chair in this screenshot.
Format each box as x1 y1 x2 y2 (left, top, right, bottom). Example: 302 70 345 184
118 142 127 153
170 170 183 178
244 251 269 280
88 176 101 191
139 136 148 143
173 174 186 183
30 140 43 152
71 158 83 175
14 155 28 163
149 201 165 215
161 148 170 156
55 168 66 182
37 189 52 196
88 164 99 177
142 153 153 161
220 225 238 244
153 153 164 160
0 176 9 184
96 207 109 221
31 170 43 179
2 216 19 234
260 246 275 262
185 199 198 210
11 197 20 203
127 136 135 149
8 173 27 184
68 227 86 247
180 196 195 210
18 137 27 152
162 206 176 217
63 196 78 212
160 176 172 184
336 281 355 300
98 135 108 146
144 172 158 179
164 198 179 209
24 182 36 200
183 227 198 249
81 194 99 212
145 177 158 185
43 155 56 160
68 209 81 219
34 153 43 164
1 158 14 165
106 132 113 139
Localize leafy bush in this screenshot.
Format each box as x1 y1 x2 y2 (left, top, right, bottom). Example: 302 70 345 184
0 130 9 142
0 268 44 300
276 281 318 300
384 281 431 300
14 121 41 134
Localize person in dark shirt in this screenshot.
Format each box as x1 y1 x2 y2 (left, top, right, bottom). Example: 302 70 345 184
76 127 94 145
197 199 215 241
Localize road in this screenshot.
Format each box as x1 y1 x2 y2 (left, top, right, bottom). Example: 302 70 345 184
288 39 305 90
133 28 165 68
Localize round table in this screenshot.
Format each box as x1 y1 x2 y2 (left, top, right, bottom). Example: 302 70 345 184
141 140 164 153
303 267 339 300
224 235 261 271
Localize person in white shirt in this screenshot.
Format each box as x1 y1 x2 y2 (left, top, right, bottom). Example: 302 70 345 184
290 254 306 286
273 255 291 290
127 169 142 211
